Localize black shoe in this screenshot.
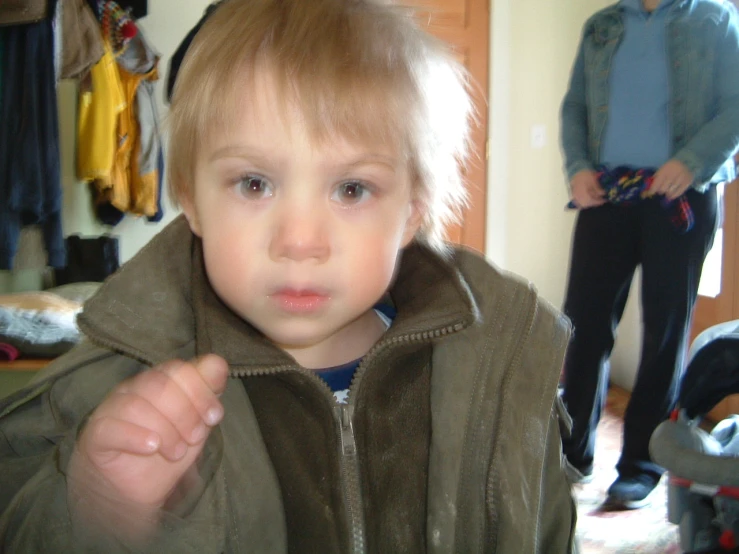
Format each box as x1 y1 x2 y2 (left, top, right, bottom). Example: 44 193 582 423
606 474 659 509
563 457 594 484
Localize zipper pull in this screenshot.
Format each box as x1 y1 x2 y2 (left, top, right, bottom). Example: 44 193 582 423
339 404 357 456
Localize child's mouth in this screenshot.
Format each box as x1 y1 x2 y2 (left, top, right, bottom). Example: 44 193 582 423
271 289 330 313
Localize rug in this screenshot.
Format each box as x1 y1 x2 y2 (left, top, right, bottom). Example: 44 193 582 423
574 387 683 554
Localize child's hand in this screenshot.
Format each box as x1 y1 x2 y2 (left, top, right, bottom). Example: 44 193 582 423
69 355 228 511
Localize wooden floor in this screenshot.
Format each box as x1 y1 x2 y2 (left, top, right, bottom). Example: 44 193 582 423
606 384 630 419
576 385 683 553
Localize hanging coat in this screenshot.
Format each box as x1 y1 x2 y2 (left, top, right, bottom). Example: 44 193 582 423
76 41 126 183
61 0 104 80
0 0 65 270
89 27 160 222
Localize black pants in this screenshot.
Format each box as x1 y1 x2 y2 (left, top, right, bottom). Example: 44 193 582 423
561 187 718 480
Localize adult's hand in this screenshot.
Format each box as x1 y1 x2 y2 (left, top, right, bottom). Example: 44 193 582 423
570 169 605 208
649 159 694 200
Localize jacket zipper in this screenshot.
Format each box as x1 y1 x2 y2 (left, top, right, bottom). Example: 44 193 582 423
336 402 365 554
335 321 467 554
239 321 467 554
215 361 370 554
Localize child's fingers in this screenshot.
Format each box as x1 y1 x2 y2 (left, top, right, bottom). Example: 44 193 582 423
159 357 226 429
86 392 187 462
194 354 229 397
81 416 160 461
120 366 208 448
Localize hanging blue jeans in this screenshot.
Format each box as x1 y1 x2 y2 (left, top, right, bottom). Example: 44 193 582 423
0 0 65 270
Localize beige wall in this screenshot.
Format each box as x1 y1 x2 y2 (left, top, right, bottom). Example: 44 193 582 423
54 0 643 389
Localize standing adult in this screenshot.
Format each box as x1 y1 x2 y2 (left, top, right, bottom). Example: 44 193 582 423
559 0 739 509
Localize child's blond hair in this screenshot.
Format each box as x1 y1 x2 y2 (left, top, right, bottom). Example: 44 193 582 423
167 0 473 254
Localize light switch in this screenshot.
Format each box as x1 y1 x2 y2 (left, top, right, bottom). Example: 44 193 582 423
531 125 546 149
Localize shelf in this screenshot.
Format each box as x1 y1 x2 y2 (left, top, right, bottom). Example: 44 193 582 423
0 359 53 372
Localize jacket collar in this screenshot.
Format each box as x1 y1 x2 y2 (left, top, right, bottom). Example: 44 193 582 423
78 216 479 371
620 0 677 14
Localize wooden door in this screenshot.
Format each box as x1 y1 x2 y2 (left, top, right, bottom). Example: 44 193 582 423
691 179 739 420
692 183 739 340
403 0 489 253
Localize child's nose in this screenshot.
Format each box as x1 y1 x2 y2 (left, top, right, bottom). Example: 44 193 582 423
269 202 330 263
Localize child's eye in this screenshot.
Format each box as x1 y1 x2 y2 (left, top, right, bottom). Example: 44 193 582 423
332 181 372 205
236 175 274 199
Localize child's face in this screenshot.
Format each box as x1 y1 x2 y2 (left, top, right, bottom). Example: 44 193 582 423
183 70 421 369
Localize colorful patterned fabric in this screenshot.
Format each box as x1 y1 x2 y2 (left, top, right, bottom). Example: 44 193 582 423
566 165 695 233
98 0 137 54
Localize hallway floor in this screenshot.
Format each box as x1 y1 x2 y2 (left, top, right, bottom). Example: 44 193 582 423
574 386 682 553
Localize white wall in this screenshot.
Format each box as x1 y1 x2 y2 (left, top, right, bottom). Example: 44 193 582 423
57 0 644 389
487 0 642 389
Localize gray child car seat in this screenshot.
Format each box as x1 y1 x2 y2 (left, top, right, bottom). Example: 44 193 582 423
650 319 739 553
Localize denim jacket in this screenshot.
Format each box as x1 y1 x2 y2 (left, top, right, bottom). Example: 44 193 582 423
561 0 739 189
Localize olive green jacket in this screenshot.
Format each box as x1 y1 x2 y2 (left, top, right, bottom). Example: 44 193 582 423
0 217 577 553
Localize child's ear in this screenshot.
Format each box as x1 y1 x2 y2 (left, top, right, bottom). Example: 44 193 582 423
179 191 203 237
401 200 423 248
